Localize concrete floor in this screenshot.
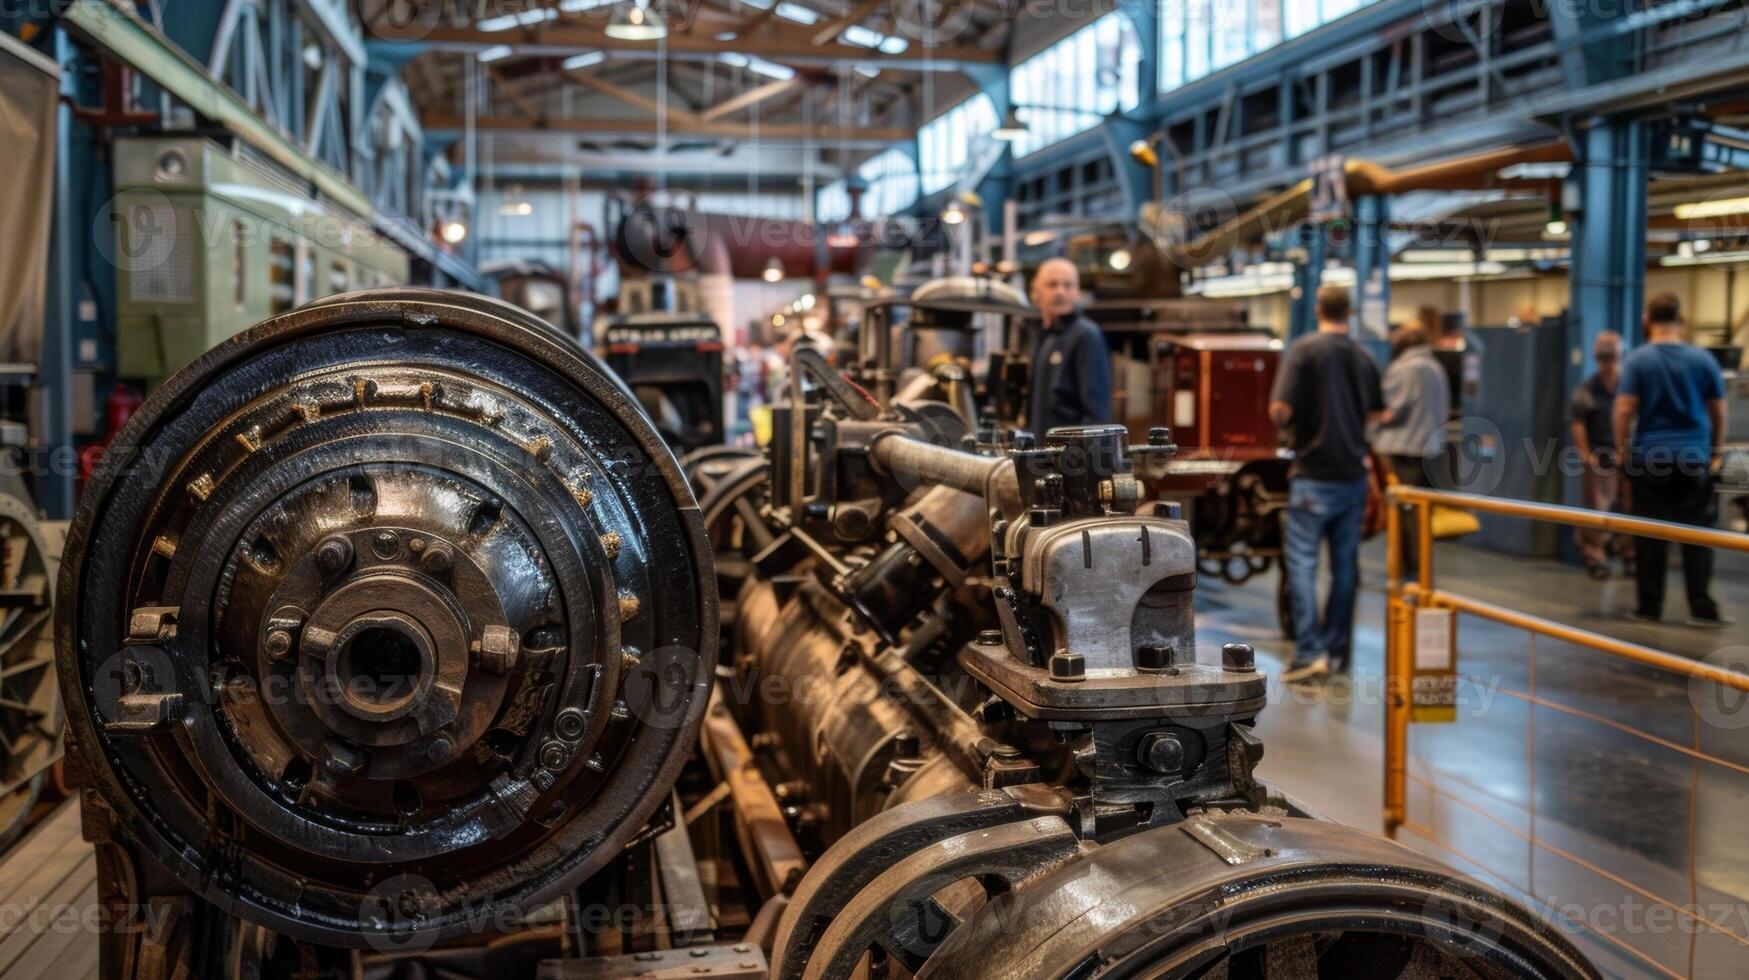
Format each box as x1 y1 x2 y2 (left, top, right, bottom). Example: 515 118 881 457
1194 536 1749 979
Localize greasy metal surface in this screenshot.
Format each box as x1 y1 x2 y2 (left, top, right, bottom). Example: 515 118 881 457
57 289 716 948
916 812 1599 980
768 786 1071 980
803 815 1084 979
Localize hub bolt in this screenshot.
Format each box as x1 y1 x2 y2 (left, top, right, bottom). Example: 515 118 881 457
264 629 295 661
420 542 455 575
315 535 354 576
372 530 401 559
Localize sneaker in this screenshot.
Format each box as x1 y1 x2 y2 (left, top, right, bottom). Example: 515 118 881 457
1281 654 1331 683
1626 610 1661 624
1688 613 1736 630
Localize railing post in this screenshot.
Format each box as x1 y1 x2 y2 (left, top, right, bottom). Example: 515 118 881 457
1384 489 1407 837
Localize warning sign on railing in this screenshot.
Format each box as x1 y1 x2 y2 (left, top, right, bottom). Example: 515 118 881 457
1412 607 1457 723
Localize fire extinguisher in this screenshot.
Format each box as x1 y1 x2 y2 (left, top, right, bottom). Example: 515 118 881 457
79 383 143 488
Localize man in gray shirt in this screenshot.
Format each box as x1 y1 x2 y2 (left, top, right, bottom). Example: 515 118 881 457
1374 325 1451 574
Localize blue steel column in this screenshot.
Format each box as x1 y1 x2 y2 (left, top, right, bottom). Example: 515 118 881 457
1569 120 1648 364
39 30 76 518
1288 226 1327 343
1353 194 1391 364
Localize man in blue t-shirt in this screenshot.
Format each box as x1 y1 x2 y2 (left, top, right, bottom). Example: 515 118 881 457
1613 293 1731 627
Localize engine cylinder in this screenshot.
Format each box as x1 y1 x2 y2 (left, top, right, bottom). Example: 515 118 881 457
56 289 716 950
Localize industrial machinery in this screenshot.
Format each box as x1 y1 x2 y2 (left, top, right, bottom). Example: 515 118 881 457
58 289 1593 979
58 290 716 977
111 136 410 384
0 490 60 851
482 259 583 343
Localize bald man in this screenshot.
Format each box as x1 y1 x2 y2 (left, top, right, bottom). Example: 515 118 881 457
1027 258 1112 432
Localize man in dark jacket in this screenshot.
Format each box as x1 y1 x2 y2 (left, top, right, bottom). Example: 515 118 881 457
1027 258 1112 432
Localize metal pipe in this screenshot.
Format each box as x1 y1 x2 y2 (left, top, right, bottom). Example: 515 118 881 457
867 432 1021 515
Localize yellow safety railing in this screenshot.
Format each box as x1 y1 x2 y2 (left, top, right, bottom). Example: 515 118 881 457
1385 486 1749 978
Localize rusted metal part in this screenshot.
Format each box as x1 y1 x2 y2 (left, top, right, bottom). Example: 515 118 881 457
57 290 717 952
699 689 807 901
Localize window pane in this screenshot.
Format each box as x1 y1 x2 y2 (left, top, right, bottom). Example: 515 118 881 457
1186 0 1210 79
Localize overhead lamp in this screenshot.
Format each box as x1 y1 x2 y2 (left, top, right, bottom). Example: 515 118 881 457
606 2 666 40
1674 196 1749 220
1129 139 1159 168
940 199 968 226
477 44 514 62
440 219 468 244
773 313 786 327
800 293 816 310
563 51 606 70
762 257 785 283
1544 219 1567 236
992 107 1028 142
1022 230 1057 247
1108 248 1132 272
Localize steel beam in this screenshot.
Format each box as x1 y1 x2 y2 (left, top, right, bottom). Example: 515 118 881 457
61 0 373 217
422 112 913 144
367 22 998 71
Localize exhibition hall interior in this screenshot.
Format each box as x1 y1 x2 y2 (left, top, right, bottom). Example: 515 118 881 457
2 0 1749 977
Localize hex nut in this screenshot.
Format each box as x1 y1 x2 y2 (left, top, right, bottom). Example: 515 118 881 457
474 625 520 675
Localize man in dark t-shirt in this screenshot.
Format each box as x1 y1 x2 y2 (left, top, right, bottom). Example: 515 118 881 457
1613 294 1730 627
1269 286 1385 681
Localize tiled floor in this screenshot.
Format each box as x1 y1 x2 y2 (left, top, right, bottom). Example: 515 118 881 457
1195 535 1749 979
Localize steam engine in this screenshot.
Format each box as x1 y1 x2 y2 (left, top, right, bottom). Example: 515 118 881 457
56 290 1594 979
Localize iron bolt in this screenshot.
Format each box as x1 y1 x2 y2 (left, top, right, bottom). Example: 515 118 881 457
1222 642 1257 673
421 733 456 767
555 707 589 741
1135 643 1176 673
539 740 571 770
1048 651 1086 682
420 543 455 574
1138 732 1185 776
315 535 354 575
372 530 401 559
977 629 1003 645
264 629 295 661
321 739 366 781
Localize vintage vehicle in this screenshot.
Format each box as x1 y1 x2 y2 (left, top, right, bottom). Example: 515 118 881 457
57 289 1596 979
602 312 727 456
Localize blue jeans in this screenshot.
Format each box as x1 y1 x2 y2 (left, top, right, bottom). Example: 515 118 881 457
1284 477 1369 665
